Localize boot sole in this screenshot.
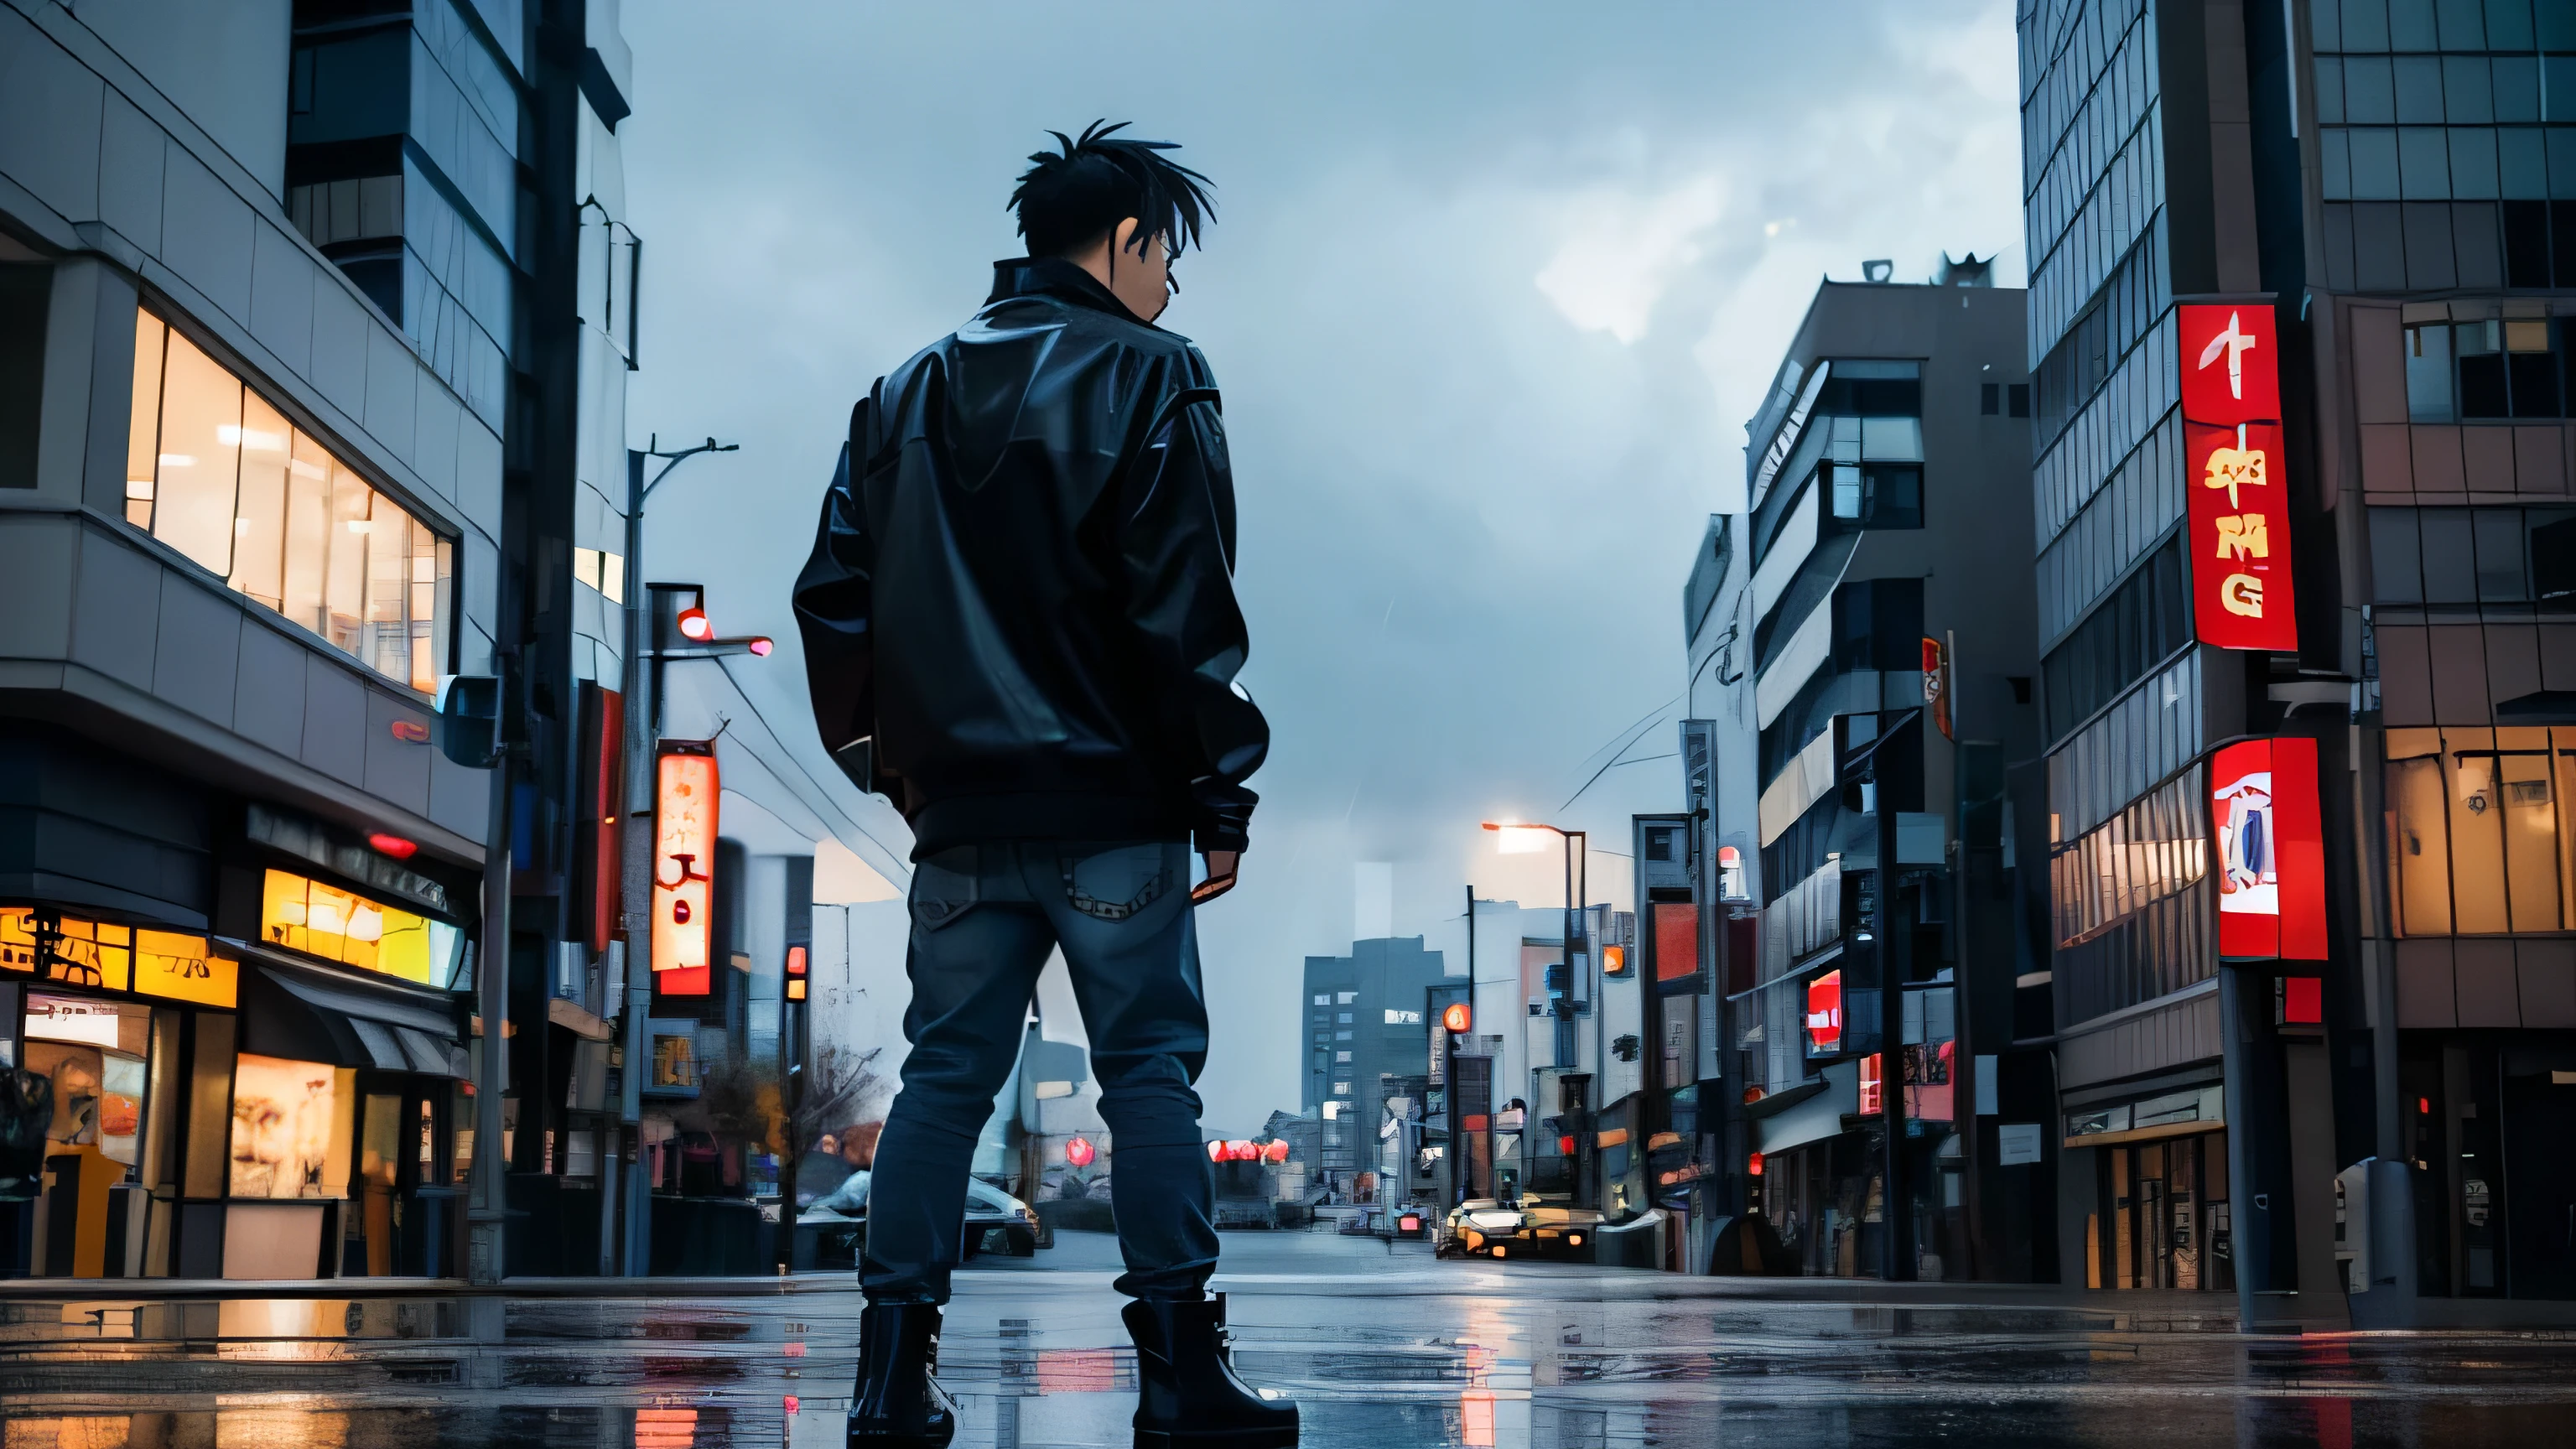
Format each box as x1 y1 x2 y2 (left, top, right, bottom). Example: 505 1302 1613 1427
1133 1428 1299 1449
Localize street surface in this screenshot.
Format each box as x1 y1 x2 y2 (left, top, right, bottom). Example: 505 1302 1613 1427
3 1230 2573 1448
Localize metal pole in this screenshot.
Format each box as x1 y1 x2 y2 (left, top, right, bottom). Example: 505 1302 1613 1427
468 674 513 1285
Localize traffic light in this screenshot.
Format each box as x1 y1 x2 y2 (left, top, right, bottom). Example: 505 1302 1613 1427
650 583 707 653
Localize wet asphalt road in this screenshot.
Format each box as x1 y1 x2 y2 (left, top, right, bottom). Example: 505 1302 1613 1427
4 1229 2574 1448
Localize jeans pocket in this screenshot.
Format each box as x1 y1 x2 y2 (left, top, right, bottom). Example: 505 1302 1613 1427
1061 843 1175 922
910 846 979 929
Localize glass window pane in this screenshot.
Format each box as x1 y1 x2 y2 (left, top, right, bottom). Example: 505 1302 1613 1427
364 488 408 681
409 518 438 693
2501 127 2548 196
2352 127 2403 197
2438 0 2488 48
2395 56 2444 122
125 314 164 529
2407 321 2458 420
2444 57 2495 123
2389 742 2453 935
283 429 331 636
229 394 289 610
2370 507 2425 601
2497 744 2562 930
2487 0 2536 50
153 330 242 576
431 537 454 681
2452 127 2501 197
2448 740 2511 933
2319 58 2348 124
2349 0 2394 49
325 455 371 654
2421 508 2478 599
2347 56 2397 123
2400 126 2454 195
2494 58 2541 122
2474 508 2528 597
2392 0 2439 48
2326 127 2355 198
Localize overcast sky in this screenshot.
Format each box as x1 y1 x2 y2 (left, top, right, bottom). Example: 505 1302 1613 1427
621 1 2026 1133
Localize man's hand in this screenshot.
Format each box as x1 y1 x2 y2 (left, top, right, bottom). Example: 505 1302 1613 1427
1191 849 1241 904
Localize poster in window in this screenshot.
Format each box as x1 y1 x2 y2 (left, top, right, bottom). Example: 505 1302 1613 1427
228 1053 339 1199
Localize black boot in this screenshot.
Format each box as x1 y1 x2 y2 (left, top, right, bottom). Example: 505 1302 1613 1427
848 1302 958 1448
1124 1293 1300 1448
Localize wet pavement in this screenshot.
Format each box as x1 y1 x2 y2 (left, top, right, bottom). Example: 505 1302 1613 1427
4 1229 2574 1447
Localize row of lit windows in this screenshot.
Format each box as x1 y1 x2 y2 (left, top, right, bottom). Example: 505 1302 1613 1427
2402 311 2576 416
2386 726 2576 935
2050 764 2209 948
126 311 452 693
2312 0 2576 55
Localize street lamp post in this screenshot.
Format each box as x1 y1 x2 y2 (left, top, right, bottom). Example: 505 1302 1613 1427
614 434 734 1276
1482 821 1587 1204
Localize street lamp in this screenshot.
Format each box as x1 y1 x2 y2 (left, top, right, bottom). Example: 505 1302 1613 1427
1482 820 1588 1208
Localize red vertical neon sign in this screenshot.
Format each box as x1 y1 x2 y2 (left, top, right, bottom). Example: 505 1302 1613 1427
2178 304 2298 652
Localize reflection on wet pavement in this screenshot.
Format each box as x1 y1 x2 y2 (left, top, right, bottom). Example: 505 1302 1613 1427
5 1232 2576 1447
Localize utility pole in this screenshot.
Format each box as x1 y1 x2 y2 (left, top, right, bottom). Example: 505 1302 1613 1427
615 434 735 1277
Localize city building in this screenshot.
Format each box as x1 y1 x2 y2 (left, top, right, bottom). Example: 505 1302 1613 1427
0 0 685 1282
1299 936 1450 1198
1695 260 2044 1280
2016 0 2576 1326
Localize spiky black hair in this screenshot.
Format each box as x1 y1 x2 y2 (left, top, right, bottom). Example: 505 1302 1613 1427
1009 120 1215 261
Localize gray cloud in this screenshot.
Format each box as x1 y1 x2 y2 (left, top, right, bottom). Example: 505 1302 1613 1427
622 0 2022 1132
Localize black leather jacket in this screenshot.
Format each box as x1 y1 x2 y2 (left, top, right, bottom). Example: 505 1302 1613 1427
793 257 1269 857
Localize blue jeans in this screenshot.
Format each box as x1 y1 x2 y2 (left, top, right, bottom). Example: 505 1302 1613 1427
861 839 1218 1304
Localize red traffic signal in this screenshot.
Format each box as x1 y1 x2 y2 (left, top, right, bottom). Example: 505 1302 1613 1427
747 636 773 657
677 606 712 641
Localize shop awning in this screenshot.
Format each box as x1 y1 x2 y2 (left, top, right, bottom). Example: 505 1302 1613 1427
1755 1058 1860 1156
228 944 469 1078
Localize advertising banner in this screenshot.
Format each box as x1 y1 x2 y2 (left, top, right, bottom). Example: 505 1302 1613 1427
650 744 719 995
2210 736 2328 959
2178 304 2298 652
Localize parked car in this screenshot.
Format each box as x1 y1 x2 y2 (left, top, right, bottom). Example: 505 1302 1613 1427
797 1171 1043 1270
1441 1198 1598 1259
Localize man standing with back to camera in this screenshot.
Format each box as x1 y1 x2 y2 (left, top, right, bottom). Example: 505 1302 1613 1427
794 122 1296 1449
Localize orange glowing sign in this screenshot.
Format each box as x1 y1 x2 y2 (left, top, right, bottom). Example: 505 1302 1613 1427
1441 1001 1472 1034
651 745 719 995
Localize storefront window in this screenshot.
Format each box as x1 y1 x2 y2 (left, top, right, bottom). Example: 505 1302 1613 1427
2386 726 2576 935
227 1053 346 1199
1 909 234 1009
125 309 453 693
22 995 153 1277
259 869 465 989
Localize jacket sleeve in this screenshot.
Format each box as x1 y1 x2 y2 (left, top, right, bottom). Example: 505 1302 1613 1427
1117 361 1271 853
792 396 881 779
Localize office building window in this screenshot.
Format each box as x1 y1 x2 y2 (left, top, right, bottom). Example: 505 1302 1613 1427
1384 1008 1421 1025
2049 763 2217 1026
2043 534 2189 742
1336 1012 1353 1024
2386 726 2576 935
126 310 452 692
2008 382 2031 418
2403 314 2569 421
1981 382 2000 415
1312 994 1328 1005
1337 991 1357 1004
1332 1082 1351 1094
1335 1031 1353 1041
1335 1051 1352 1064
2367 506 2576 602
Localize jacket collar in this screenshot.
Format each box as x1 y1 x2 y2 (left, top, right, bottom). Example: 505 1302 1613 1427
986 256 1156 328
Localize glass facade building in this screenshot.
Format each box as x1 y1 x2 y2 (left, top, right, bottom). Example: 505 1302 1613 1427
2020 0 2576 1320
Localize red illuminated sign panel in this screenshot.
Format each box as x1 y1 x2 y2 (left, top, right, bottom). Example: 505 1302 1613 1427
2178 304 2298 653
2210 737 2327 960
651 743 719 995
1805 969 1842 1054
